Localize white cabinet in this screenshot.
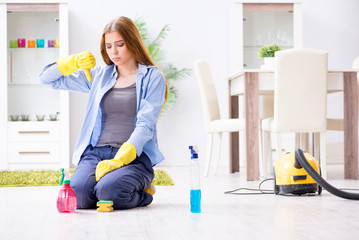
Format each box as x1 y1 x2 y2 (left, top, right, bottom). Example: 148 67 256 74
229 2 303 160
0 1 69 170
229 1 303 73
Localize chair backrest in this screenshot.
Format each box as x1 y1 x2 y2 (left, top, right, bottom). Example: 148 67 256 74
194 60 221 126
352 56 359 69
273 48 328 132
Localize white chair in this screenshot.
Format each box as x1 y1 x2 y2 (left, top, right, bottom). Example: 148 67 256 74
194 59 245 176
287 56 358 174
260 48 328 179
327 56 359 131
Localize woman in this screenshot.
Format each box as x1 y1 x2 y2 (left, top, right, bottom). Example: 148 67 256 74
39 16 166 209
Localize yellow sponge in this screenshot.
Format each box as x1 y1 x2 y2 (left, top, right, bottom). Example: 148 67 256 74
97 200 114 212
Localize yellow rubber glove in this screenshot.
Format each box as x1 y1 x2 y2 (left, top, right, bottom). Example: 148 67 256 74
57 51 96 81
95 142 137 181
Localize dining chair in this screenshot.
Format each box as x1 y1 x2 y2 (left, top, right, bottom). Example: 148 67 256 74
289 56 358 175
327 56 359 131
260 48 328 179
194 59 245 176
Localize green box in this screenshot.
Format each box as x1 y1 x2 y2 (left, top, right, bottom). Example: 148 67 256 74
10 40 18 48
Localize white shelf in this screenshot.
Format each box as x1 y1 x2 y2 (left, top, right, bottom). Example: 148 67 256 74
8 47 58 50
7 119 62 123
0 1 69 170
244 45 293 49
8 83 46 86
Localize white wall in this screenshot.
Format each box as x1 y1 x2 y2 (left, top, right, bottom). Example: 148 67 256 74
66 0 359 167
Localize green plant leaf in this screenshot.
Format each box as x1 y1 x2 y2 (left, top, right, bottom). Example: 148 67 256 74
134 17 149 45
134 17 192 115
258 44 282 58
161 63 192 83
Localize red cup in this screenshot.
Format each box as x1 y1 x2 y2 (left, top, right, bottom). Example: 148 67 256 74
18 38 26 47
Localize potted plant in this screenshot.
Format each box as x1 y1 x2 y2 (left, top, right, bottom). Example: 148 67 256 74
135 18 192 115
258 44 281 69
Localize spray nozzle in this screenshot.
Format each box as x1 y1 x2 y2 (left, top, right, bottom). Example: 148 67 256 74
59 168 65 185
189 146 198 159
59 168 70 185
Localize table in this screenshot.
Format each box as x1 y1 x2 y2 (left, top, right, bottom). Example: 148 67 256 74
228 69 358 181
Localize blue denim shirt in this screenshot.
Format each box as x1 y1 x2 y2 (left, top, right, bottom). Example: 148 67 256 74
39 63 166 166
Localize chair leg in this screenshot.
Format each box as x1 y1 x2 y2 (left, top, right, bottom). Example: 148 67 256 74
275 133 282 163
309 133 314 156
213 132 222 175
259 128 264 178
305 133 310 152
320 132 327 180
300 133 309 152
204 133 213 177
313 132 320 162
259 128 265 178
295 133 300 149
262 130 271 178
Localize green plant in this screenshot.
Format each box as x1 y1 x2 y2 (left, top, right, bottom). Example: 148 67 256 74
134 17 192 115
258 44 282 58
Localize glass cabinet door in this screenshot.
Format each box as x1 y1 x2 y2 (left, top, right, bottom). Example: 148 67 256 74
242 3 294 69
229 2 302 73
7 8 60 121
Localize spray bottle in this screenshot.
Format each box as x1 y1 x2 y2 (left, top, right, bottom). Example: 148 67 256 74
57 168 77 213
189 146 201 213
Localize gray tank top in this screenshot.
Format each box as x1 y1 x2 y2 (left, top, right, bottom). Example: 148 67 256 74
96 83 137 148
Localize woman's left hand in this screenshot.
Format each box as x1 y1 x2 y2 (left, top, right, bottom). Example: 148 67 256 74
95 159 124 181
95 142 137 181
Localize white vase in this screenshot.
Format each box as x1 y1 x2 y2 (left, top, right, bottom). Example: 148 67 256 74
261 57 275 70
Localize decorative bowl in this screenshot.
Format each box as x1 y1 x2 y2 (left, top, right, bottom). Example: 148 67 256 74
21 114 30 121
49 114 58 121
10 115 19 121
36 115 45 121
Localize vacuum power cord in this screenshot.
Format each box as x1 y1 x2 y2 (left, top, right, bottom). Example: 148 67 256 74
224 178 274 195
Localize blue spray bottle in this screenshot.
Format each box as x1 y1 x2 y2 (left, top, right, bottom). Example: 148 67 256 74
189 146 201 213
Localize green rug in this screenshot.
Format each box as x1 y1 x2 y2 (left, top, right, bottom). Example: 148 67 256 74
0 169 174 187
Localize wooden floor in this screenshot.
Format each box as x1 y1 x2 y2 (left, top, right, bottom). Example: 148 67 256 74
0 164 358 240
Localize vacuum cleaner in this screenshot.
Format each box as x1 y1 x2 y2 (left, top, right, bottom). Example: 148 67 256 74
274 148 359 200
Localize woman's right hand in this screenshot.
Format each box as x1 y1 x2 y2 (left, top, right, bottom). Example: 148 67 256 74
57 51 96 81
78 51 96 81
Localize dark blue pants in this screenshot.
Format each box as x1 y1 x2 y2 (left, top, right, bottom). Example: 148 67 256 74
70 145 154 210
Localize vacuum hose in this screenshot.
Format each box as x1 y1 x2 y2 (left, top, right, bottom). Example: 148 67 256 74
295 148 359 200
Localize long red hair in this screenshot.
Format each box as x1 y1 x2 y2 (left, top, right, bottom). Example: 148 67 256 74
100 16 167 103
